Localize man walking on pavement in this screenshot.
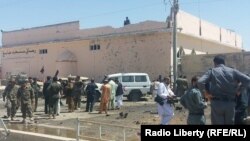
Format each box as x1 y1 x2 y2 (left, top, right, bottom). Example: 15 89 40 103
2 78 19 120
47 77 62 119
156 77 175 125
108 78 117 110
43 76 51 114
115 79 124 110
17 80 34 123
31 78 40 112
198 55 250 124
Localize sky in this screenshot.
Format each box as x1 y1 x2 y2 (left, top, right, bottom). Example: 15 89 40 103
0 0 249 50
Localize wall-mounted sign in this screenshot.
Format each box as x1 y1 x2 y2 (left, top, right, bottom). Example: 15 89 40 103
3 48 36 57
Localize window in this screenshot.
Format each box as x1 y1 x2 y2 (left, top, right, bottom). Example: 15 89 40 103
39 49 47 54
97 45 100 50
135 75 147 82
90 44 101 51
90 45 94 50
177 47 185 58
122 76 134 82
110 77 118 82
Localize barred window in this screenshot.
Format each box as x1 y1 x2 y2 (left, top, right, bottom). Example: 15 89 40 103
135 75 147 82
39 49 47 54
90 44 101 51
122 76 134 82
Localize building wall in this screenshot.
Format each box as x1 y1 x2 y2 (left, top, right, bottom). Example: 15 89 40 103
177 10 242 48
2 21 80 47
0 32 172 82
1 28 242 81
0 10 244 81
181 52 250 82
177 33 241 54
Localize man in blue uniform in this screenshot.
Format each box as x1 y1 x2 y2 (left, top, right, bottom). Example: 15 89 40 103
198 55 250 124
235 81 249 124
180 76 207 125
85 78 98 112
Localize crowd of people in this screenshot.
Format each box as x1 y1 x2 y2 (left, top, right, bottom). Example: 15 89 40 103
2 55 250 125
153 55 250 125
2 75 124 123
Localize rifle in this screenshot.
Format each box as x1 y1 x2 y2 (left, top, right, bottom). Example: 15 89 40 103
167 96 179 106
54 70 59 77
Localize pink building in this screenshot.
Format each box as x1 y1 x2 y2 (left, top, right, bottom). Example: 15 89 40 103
0 10 242 81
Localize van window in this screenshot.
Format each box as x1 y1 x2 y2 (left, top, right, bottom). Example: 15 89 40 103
135 75 147 82
110 77 118 82
122 76 134 82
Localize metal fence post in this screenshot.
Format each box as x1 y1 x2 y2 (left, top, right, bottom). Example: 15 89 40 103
123 127 126 141
99 124 102 140
76 118 80 141
0 118 10 140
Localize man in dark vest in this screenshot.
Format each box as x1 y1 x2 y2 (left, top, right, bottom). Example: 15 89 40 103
43 76 51 114
85 78 98 112
47 77 62 119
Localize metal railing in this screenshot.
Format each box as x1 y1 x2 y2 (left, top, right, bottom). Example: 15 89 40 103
76 118 140 141
0 118 10 140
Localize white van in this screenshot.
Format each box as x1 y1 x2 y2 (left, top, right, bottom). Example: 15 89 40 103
107 73 151 101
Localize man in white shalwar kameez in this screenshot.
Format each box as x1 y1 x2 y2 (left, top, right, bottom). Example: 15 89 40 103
108 78 117 110
157 77 175 125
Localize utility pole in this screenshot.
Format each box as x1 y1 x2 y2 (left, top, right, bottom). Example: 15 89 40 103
172 0 179 91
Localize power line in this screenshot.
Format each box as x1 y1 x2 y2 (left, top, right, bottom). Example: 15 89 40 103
180 0 230 5
163 0 170 12
168 0 173 6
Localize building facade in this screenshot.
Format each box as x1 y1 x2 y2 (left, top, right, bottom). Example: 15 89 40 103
0 10 243 81
181 51 250 84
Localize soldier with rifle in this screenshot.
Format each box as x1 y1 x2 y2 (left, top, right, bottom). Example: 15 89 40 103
2 78 19 120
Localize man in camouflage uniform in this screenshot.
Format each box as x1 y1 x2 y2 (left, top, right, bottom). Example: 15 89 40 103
17 80 34 123
65 78 74 112
2 78 19 120
47 77 62 119
31 78 40 112
27 77 34 111
72 76 84 110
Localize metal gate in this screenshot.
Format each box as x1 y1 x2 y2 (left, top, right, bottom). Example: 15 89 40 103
0 118 10 140
76 118 140 141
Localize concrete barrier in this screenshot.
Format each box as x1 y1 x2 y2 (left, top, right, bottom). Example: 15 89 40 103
1 129 87 141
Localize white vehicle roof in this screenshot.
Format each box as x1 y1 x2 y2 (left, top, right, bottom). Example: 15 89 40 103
108 73 149 78
36 81 44 86
67 75 89 81
0 86 6 90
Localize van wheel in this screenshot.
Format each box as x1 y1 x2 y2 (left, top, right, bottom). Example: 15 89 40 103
128 92 140 102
